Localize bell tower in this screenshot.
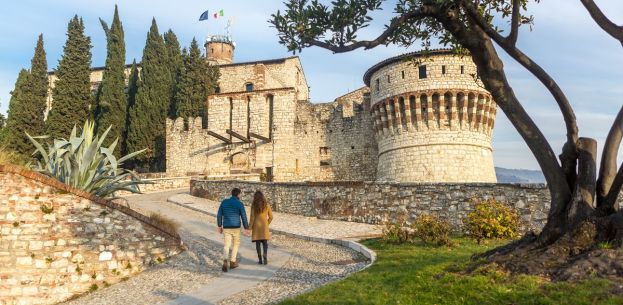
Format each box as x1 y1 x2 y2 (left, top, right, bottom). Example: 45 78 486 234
205 35 235 65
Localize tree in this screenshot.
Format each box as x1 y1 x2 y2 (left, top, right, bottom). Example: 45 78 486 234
123 59 140 156
46 15 92 140
4 34 48 156
93 5 126 155
164 29 184 117
126 18 171 171
271 0 623 280
173 38 220 125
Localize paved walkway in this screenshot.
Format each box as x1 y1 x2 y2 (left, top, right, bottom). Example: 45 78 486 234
126 190 292 305
167 193 382 241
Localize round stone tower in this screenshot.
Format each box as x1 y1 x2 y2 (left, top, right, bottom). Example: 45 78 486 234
364 49 497 183
205 35 235 65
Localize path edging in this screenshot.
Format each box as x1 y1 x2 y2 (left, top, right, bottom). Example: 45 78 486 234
166 195 376 266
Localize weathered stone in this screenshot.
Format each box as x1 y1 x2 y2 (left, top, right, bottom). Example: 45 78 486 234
98 251 112 261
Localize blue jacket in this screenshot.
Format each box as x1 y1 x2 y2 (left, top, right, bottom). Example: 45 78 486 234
217 196 249 229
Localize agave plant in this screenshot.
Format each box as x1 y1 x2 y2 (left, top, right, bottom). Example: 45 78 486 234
27 120 148 198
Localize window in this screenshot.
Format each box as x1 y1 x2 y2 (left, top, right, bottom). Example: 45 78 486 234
245 83 254 92
319 147 331 166
401 71 405 79
387 75 391 83
375 78 380 92
460 65 465 74
215 86 221 94
442 65 446 75
418 65 427 79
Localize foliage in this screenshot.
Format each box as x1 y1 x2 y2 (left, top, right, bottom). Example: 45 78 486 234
27 120 147 198
412 215 453 246
278 238 623 305
46 15 93 140
122 60 140 157
164 29 183 117
4 35 48 157
381 218 412 244
126 18 171 171
148 212 180 236
94 5 126 156
463 199 520 243
0 146 24 165
173 38 220 124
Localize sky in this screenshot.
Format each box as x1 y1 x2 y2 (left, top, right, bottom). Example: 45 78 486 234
0 0 622 170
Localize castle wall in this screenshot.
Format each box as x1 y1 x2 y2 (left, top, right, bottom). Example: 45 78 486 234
190 179 551 233
366 52 497 182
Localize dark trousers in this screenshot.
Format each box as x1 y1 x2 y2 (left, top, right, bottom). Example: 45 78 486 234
255 240 268 257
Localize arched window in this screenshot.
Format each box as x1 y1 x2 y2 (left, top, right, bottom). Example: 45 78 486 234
245 83 254 92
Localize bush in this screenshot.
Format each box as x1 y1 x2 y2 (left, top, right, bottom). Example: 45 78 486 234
149 212 180 236
382 219 412 244
463 199 520 244
412 215 453 246
27 120 148 198
0 146 24 165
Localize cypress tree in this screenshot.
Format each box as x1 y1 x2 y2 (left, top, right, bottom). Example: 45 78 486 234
4 70 33 155
4 35 49 156
174 38 220 125
93 5 126 155
164 29 183 117
46 16 93 140
126 18 171 171
122 59 139 156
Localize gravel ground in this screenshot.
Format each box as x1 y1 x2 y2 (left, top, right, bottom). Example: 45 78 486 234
218 234 368 305
63 229 222 305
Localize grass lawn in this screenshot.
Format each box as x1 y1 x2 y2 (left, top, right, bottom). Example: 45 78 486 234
279 238 623 305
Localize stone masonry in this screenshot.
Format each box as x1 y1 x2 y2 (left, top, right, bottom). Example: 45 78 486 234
190 179 550 233
0 165 181 305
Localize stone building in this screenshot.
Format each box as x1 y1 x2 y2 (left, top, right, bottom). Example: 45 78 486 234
166 37 497 183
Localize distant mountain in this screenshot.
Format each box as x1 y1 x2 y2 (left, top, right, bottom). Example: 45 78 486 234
495 167 546 184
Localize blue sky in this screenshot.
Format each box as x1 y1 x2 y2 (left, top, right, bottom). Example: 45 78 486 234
0 0 622 170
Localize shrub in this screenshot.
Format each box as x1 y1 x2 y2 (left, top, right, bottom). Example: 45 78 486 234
0 146 24 165
412 215 453 246
382 219 412 244
27 120 149 198
463 199 520 244
149 212 180 236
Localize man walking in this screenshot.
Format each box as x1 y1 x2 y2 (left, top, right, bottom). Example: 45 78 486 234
217 188 250 272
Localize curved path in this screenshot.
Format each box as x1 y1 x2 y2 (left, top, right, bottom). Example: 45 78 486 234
126 190 291 305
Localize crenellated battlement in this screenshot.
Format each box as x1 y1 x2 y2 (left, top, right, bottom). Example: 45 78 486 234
166 116 206 133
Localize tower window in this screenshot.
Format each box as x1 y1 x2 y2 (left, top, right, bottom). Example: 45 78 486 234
442 65 446 75
418 65 427 79
215 86 221 94
460 65 465 74
375 78 380 92
401 71 405 79
245 83 254 92
387 75 391 83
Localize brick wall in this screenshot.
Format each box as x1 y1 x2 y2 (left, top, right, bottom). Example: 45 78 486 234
0 166 181 305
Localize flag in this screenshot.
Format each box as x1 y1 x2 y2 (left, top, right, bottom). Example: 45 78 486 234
199 10 209 21
219 9 224 16
213 12 218 19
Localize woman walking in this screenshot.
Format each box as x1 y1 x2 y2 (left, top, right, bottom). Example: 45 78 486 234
250 190 273 265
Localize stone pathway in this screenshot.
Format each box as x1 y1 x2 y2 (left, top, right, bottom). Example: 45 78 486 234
63 190 378 305
168 193 382 241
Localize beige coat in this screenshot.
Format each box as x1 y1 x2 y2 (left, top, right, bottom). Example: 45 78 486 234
250 204 273 241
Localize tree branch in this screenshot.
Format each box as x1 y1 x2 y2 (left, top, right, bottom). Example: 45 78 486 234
308 9 430 53
598 105 623 213
508 0 520 45
580 0 623 47
461 0 579 188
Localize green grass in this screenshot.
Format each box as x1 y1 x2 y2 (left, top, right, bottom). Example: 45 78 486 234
279 238 623 305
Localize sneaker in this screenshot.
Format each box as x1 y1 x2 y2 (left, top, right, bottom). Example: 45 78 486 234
230 260 239 269
222 260 228 272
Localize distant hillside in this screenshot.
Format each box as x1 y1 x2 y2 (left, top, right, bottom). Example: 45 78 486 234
495 167 546 184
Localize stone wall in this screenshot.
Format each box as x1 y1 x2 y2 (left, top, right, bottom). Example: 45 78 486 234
0 165 181 305
190 179 551 233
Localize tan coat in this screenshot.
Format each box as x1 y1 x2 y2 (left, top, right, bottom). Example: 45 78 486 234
250 204 273 241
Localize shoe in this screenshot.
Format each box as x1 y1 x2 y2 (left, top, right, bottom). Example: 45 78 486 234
258 255 263 264
230 261 239 269
222 260 228 272
263 256 268 265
